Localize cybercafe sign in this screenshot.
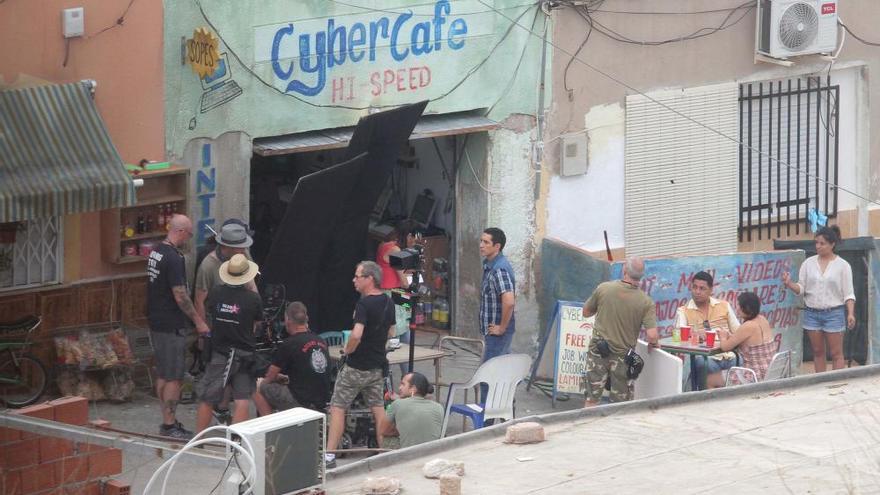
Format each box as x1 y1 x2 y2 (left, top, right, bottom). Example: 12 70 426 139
253 0 492 105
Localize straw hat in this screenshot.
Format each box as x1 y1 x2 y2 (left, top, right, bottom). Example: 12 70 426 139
219 254 259 286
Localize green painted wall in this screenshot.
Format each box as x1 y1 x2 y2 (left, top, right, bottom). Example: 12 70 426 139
163 0 549 158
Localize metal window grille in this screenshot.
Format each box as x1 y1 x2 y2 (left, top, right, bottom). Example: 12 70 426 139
739 76 839 240
0 217 62 291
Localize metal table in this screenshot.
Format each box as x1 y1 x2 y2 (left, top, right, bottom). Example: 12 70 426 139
659 337 723 391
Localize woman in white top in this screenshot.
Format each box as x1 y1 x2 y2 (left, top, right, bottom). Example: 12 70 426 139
781 225 855 372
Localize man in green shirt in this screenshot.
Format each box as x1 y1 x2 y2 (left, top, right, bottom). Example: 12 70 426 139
380 372 444 448
582 257 659 407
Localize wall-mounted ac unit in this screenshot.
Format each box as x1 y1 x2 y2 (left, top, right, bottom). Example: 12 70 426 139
756 0 838 59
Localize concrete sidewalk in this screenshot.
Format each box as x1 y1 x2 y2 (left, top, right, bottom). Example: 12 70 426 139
326 366 880 494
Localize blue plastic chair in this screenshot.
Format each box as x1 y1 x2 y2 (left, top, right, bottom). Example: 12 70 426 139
319 331 345 347
441 354 531 437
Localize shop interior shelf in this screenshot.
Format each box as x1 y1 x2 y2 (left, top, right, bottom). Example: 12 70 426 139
120 231 168 242
124 194 186 209
117 255 147 264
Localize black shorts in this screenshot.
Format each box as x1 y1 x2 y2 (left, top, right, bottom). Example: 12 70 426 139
197 351 256 403
150 329 187 381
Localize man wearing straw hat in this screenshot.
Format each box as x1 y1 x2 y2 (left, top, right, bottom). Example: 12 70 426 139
195 254 264 432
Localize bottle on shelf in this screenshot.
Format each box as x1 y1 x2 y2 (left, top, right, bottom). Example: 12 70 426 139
164 204 172 230
136 213 145 234
157 205 165 230
145 210 154 233
122 215 134 238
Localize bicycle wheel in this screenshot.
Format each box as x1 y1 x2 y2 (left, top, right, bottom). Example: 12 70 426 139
0 353 48 408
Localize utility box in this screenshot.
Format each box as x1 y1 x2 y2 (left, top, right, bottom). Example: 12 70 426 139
560 133 589 176
62 7 85 38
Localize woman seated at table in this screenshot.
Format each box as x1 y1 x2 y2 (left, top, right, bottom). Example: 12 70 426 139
708 292 778 388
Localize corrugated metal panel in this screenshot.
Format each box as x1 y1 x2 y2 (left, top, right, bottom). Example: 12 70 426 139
253 111 498 156
624 82 740 257
0 82 135 222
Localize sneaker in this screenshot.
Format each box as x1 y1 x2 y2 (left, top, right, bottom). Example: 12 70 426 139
159 421 194 441
324 453 336 469
212 406 232 426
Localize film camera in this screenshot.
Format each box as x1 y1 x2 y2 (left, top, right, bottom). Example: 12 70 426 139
388 244 424 272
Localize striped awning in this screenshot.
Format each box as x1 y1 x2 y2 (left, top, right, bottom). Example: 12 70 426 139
0 81 135 222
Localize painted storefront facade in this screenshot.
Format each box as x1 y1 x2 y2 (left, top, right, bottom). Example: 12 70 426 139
164 0 550 345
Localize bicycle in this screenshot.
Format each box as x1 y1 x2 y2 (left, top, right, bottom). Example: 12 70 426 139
0 315 49 408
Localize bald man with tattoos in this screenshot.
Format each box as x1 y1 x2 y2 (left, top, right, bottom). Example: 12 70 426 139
147 214 210 439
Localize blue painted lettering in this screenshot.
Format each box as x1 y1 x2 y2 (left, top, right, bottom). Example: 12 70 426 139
286 32 326 96
272 24 295 80
433 1 450 51
348 22 366 62
368 18 390 62
390 12 413 61
196 168 215 194
448 18 467 49
411 21 432 56
268 0 467 96
327 19 347 67
197 193 215 218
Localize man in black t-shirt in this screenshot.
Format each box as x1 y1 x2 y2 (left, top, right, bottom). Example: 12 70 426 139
325 261 395 468
253 302 331 415
195 254 263 432
146 214 209 440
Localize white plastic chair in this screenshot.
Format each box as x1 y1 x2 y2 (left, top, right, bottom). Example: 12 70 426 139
440 353 531 438
725 350 792 387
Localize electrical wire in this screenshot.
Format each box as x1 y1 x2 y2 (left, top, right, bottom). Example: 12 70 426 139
89 0 138 38
476 0 880 209
589 3 759 16
486 6 542 116
568 0 755 47
839 20 880 47
326 0 538 18
193 0 536 111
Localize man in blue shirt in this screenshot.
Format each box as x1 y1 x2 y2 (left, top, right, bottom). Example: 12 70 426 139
479 227 516 364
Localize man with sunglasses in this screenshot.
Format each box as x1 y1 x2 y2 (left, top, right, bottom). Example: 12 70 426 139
674 271 740 390
147 214 210 439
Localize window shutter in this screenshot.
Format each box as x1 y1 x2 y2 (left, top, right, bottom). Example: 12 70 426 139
625 82 739 257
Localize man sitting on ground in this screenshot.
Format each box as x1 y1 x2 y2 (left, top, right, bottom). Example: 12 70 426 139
253 302 331 415
379 372 444 449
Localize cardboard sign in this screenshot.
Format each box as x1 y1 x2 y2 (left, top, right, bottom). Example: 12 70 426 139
552 301 595 395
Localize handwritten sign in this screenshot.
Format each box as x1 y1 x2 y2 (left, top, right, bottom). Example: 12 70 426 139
187 27 220 79
609 251 805 362
551 301 595 395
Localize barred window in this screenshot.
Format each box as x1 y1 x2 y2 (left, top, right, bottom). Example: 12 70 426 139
739 76 839 240
0 217 62 291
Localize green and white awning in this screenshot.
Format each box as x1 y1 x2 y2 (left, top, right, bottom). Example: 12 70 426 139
0 81 135 222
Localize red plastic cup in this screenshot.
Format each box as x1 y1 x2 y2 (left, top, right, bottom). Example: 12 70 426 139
705 330 716 347
680 326 691 342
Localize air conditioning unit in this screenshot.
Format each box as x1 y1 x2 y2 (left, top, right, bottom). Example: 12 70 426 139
756 0 838 59
224 407 326 495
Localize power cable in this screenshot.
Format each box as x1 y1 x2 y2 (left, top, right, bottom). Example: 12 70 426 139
193 0 537 111
568 0 755 47
89 0 138 38
326 0 537 18
475 0 880 208
589 3 759 16
839 20 880 47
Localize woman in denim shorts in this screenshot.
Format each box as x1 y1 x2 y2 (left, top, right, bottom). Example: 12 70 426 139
782 226 856 372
